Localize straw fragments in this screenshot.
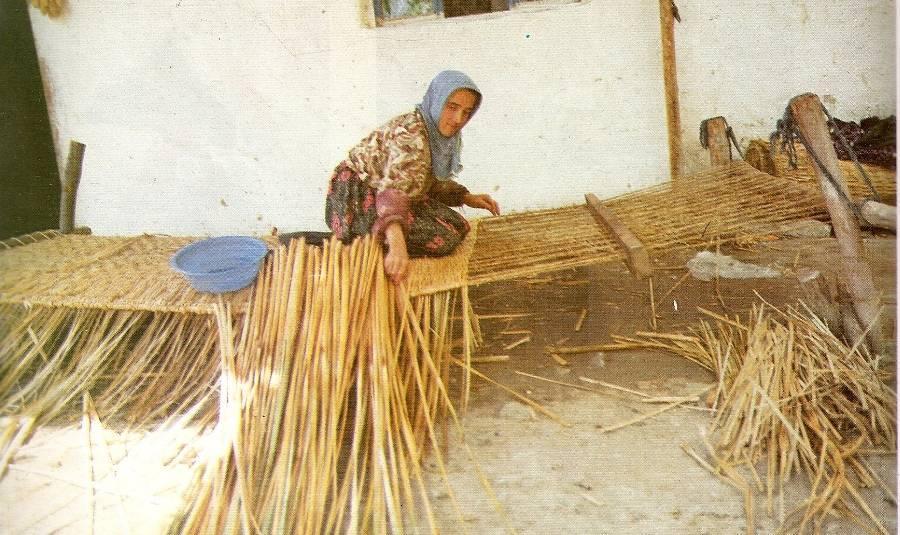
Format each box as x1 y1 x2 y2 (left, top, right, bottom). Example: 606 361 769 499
169 236 506 534
609 301 896 534
0 303 223 474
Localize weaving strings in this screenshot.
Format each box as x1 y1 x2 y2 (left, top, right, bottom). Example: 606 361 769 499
469 161 829 284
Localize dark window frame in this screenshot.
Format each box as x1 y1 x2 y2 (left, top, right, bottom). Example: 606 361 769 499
373 0 575 25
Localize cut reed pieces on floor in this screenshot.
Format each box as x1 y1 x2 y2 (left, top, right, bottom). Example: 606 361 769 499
610 301 896 534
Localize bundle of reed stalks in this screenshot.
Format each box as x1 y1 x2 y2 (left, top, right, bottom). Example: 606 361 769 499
168 236 506 534
609 301 896 534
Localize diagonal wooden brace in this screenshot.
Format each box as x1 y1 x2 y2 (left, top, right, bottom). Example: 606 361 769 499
585 193 652 279
789 93 883 353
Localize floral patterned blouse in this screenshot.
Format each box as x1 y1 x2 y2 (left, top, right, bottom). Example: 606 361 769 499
345 110 469 206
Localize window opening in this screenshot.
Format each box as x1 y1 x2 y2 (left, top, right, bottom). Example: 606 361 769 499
374 0 572 24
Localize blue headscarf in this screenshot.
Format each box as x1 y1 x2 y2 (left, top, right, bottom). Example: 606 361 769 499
415 70 482 180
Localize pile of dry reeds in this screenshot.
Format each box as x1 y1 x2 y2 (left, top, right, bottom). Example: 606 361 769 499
0 227 496 531
744 139 896 204
610 300 896 534
168 236 505 534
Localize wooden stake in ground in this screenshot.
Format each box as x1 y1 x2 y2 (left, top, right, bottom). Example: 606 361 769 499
788 93 883 353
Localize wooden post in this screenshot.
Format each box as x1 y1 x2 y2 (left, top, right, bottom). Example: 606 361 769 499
60 140 86 233
659 0 681 179
703 117 730 166
788 93 882 352
585 193 651 279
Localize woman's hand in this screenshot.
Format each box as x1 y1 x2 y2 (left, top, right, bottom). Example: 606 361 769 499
463 193 500 216
383 223 410 284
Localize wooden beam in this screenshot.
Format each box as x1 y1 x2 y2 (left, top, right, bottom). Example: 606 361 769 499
585 193 651 279
659 0 681 179
859 200 896 231
788 93 882 352
703 117 730 167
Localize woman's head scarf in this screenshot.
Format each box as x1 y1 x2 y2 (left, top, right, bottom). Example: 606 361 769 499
416 70 481 180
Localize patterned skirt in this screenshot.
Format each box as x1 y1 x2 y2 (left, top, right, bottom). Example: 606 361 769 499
324 162 470 258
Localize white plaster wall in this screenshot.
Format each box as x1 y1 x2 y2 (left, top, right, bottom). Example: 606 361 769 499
29 1 379 236
675 1 896 174
27 1 897 236
371 2 671 214
27 0 669 236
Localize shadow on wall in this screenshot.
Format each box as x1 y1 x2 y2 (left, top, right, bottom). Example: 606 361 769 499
1 0 60 239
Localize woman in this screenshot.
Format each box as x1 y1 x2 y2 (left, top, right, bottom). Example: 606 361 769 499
325 70 500 284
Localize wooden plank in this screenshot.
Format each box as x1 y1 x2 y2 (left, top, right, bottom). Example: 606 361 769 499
859 200 896 231
584 193 651 279
703 117 730 166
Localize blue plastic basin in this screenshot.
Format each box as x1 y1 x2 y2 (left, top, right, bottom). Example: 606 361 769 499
170 236 269 293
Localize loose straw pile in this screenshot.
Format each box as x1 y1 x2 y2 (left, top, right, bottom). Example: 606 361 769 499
609 301 896 534
744 139 896 204
169 236 504 534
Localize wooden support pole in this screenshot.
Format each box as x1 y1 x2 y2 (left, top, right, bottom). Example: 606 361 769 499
659 0 681 179
60 140 86 233
859 200 896 231
703 117 731 167
788 93 882 352
585 193 652 279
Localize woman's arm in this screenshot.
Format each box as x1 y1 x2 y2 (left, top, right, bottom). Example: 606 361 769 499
383 222 409 284
462 193 500 216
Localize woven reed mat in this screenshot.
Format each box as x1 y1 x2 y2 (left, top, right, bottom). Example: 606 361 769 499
0 234 262 314
745 139 896 204
467 160 830 285
0 229 475 314
0 160 834 312
406 221 477 296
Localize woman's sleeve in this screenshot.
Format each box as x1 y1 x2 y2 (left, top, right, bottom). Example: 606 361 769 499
353 113 430 196
371 188 411 238
429 178 470 207
348 112 431 239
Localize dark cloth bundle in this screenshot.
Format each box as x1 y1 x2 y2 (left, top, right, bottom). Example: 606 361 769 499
830 115 896 169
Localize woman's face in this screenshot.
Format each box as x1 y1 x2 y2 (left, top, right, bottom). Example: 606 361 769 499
437 89 479 137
